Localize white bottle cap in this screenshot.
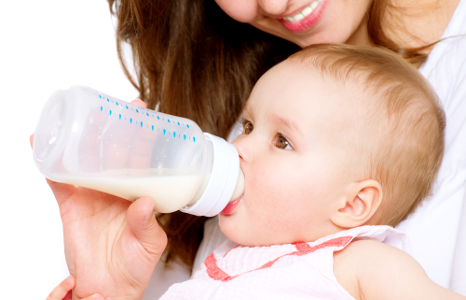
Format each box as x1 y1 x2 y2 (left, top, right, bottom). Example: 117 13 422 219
180 133 240 217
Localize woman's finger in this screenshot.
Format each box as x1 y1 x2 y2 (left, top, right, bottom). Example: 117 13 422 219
46 275 74 300
130 99 147 108
127 197 168 256
80 294 105 300
46 275 105 300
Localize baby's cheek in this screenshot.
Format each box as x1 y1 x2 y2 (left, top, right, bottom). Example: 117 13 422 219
246 168 298 231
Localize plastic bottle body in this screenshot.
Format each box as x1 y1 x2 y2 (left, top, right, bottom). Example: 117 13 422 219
33 86 242 215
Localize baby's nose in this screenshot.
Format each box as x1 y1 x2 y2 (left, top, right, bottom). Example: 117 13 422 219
232 135 251 162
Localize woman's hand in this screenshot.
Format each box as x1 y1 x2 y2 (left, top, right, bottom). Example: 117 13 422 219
33 100 167 300
47 275 103 300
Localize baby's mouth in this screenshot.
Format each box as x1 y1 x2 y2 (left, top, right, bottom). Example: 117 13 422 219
220 195 243 215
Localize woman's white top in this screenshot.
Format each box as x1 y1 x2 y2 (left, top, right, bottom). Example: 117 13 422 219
143 1 466 298
160 226 406 300
397 0 466 293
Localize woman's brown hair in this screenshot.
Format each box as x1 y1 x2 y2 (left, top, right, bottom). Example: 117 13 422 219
107 0 436 269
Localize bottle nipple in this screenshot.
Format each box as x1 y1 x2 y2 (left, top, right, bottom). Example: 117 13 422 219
229 169 244 202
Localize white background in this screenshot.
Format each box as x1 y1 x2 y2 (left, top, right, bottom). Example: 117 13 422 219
0 1 137 299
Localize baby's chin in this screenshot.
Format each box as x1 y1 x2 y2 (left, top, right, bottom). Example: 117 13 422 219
218 214 253 246
218 213 239 240
218 215 279 247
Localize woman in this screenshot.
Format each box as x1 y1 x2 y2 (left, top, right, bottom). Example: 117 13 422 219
46 0 466 299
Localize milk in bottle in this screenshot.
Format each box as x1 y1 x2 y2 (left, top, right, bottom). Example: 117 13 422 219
33 86 244 216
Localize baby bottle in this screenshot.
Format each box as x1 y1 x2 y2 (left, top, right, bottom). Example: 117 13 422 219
33 86 244 217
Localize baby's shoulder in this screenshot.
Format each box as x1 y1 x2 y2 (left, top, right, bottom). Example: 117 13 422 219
333 240 381 300
336 238 404 261
334 239 423 300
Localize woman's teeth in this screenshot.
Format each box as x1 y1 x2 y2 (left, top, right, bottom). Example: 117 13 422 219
282 0 323 22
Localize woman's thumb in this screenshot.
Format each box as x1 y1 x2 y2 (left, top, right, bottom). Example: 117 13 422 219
127 197 167 257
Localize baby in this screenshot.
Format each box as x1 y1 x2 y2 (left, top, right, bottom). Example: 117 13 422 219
159 44 465 299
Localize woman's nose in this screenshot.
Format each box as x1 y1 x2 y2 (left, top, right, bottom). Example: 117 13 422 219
258 0 288 16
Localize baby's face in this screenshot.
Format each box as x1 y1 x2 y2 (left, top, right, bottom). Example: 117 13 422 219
219 60 361 246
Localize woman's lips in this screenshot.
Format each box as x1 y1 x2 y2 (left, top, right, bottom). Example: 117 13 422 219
278 0 327 33
220 196 242 215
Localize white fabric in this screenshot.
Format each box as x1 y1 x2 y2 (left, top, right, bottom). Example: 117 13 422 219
142 257 191 300
396 0 466 292
193 217 229 272
161 226 406 300
450 191 466 294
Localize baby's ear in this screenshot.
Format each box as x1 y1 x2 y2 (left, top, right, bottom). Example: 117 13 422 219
330 180 383 228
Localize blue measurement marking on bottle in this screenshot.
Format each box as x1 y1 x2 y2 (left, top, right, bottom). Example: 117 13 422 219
193 137 195 142
98 101 191 142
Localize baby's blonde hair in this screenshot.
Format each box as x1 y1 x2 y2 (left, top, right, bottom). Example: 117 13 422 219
290 44 445 227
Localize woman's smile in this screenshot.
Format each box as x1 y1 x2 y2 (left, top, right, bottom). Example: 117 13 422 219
278 0 326 33
215 0 373 47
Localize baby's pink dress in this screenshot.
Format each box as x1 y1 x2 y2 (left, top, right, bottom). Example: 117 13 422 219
160 225 407 300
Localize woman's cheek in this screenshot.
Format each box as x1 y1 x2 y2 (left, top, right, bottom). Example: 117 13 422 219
215 0 259 23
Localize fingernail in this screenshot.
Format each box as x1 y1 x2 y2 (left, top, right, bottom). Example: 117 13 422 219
93 295 104 300
144 209 153 222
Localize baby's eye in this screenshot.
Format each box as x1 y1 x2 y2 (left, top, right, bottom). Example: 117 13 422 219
243 121 254 135
274 134 292 150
